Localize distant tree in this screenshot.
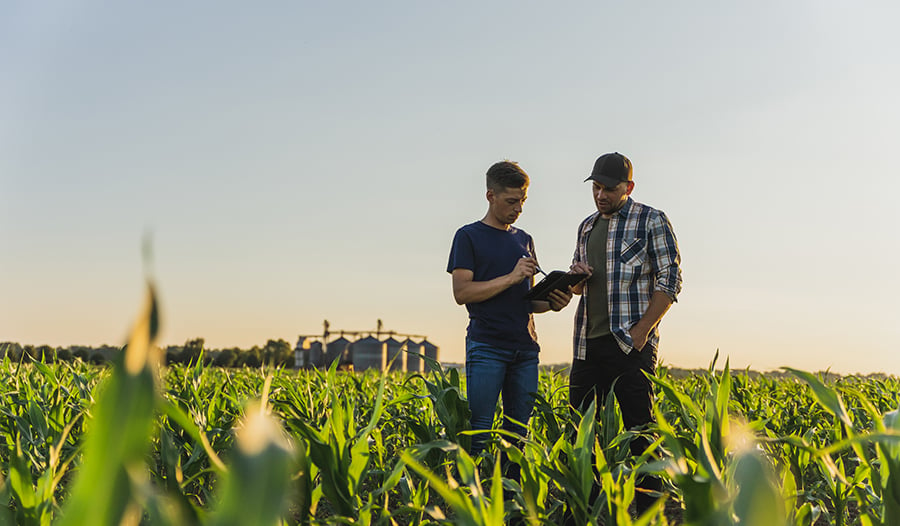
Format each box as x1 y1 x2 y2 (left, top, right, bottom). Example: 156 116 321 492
89 352 108 365
237 346 262 368
57 347 74 362
233 349 246 368
202 349 215 367
213 347 239 368
0 342 21 359
7 344 23 361
23 345 36 361
82 345 118 366
165 346 183 365
72 347 91 362
180 338 205 366
263 339 293 367
37 345 57 363
251 346 264 368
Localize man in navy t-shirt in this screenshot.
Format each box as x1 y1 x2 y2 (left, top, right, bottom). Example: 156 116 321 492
447 160 573 465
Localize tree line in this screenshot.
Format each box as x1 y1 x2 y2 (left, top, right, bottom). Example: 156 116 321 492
0 337 295 368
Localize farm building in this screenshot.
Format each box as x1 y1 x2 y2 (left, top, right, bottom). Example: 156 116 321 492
294 320 438 372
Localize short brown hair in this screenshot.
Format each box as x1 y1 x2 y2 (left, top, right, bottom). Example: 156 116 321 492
486 160 529 192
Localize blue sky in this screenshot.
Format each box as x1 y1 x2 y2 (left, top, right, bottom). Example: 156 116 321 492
2 1 899 374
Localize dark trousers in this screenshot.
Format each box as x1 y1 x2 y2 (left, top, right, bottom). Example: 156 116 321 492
569 334 661 514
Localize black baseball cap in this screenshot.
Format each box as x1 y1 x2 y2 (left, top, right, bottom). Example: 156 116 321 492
585 152 632 187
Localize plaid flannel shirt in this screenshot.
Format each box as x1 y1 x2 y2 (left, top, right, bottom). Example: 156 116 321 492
572 198 682 359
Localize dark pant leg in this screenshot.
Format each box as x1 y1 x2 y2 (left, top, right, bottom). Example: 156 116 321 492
614 342 661 514
566 335 623 517
613 343 655 433
569 357 603 414
571 336 662 514
569 335 622 414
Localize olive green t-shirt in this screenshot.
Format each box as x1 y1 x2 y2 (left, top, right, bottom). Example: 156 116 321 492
586 217 611 338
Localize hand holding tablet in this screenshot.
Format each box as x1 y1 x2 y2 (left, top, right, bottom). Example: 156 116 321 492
524 271 589 301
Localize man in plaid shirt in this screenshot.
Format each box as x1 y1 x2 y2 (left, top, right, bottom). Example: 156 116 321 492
568 152 682 515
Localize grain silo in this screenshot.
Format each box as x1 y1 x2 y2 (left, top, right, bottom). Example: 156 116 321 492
295 337 324 368
293 339 307 368
351 336 385 371
404 339 423 373
325 336 351 367
308 340 324 367
422 339 439 372
384 337 405 372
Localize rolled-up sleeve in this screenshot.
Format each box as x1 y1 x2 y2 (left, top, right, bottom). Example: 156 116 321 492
648 211 682 302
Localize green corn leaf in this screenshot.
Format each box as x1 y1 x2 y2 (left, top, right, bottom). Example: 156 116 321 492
784 368 853 429
486 454 505 525
0 475 14 526
27 400 48 445
207 405 295 526
731 450 787 526
574 401 598 500
31 361 59 389
400 451 482 526
9 439 39 523
794 502 820 526
879 407 900 525
649 373 702 435
57 281 161 526
158 399 227 474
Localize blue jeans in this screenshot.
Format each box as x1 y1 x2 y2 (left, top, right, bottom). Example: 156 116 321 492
465 339 539 455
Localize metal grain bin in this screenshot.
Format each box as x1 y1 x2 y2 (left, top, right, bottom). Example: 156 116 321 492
325 336 351 367
295 337 324 368
351 336 386 371
294 339 307 368
422 339 439 372
404 339 423 373
385 337 405 372
308 340 324 367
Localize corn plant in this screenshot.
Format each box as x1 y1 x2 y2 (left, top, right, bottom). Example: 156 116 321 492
9 285 900 525
401 441 506 526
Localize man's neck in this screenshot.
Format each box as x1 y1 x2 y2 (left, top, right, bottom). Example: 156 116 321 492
600 200 628 219
480 215 510 231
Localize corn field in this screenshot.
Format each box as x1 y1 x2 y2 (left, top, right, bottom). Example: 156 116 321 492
3 285 900 525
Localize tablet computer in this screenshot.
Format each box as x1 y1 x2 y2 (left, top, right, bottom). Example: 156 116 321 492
524 271 589 301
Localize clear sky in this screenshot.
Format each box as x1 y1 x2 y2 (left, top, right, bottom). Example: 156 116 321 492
3 2 899 374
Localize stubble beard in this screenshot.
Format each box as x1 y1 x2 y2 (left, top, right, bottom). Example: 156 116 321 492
597 199 624 217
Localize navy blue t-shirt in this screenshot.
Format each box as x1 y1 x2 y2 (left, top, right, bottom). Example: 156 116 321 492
447 221 539 352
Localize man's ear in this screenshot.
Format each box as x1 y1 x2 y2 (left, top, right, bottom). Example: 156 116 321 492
625 181 635 195
486 189 495 203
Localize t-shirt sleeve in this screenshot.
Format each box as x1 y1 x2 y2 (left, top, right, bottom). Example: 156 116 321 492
447 228 475 274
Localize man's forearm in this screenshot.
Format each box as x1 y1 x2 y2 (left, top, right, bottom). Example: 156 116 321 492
628 290 674 350
453 274 517 305
532 300 551 313
635 291 673 332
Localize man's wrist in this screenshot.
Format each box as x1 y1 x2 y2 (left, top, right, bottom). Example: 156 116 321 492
633 320 652 334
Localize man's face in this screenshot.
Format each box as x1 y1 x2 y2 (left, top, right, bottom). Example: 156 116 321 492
487 186 527 226
592 180 633 216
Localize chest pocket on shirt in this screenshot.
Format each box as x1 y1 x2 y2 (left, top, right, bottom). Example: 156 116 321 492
620 237 647 266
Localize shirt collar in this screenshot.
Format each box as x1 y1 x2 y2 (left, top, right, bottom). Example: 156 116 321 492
615 197 634 218
586 197 634 230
